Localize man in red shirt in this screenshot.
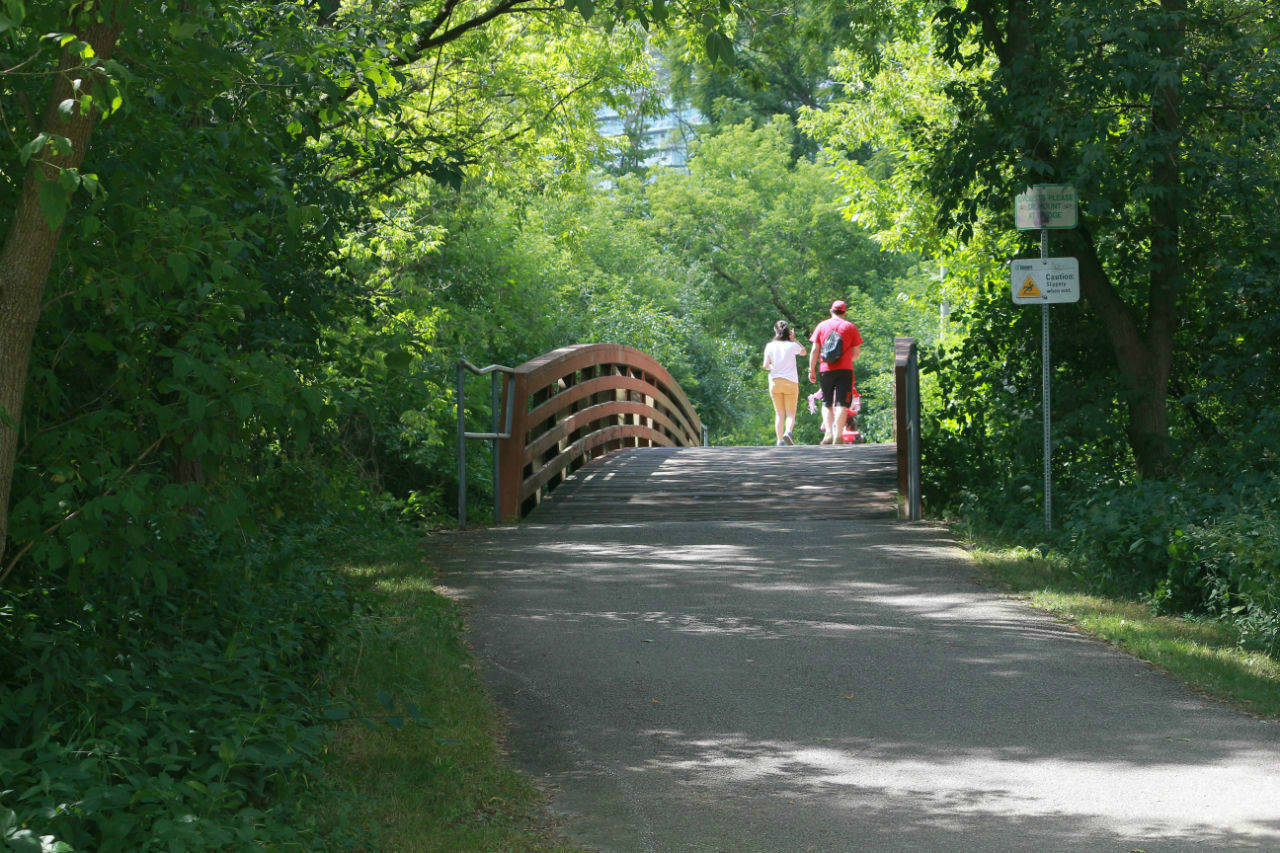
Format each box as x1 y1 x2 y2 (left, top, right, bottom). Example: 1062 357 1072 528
807 300 863 445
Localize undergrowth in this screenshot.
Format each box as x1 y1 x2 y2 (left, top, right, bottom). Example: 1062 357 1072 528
0 516 359 851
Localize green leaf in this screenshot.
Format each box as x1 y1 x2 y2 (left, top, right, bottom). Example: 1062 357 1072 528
67 531 91 561
38 179 68 229
704 30 734 65
167 252 190 283
58 167 81 192
376 690 395 712
425 158 464 190
120 490 144 518
5 830 43 853
82 331 113 351
229 394 253 420
384 350 414 370
19 132 48 164
187 393 208 421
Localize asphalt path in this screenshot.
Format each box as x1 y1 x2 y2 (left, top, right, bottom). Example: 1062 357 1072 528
432 450 1280 851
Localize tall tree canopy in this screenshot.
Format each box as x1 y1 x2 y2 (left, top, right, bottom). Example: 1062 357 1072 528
805 0 1280 480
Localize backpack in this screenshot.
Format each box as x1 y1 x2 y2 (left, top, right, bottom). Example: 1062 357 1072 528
820 328 844 365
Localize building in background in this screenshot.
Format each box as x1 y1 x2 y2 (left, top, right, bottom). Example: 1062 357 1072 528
597 95 703 176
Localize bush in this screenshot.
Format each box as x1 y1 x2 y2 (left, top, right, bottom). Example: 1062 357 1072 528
0 519 355 851
1061 479 1203 596
1164 503 1280 654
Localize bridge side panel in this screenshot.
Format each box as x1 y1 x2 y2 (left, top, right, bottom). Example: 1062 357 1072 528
495 344 702 523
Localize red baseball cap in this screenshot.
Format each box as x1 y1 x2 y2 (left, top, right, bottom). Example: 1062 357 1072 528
831 300 847 313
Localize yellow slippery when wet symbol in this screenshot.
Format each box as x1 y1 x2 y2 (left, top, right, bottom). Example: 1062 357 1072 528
1018 277 1043 299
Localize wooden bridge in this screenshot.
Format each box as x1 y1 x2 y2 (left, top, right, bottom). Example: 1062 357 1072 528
457 340 921 525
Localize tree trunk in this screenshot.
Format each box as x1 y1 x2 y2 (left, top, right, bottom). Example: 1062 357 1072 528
1072 0 1184 480
1064 227 1175 479
0 21 121 568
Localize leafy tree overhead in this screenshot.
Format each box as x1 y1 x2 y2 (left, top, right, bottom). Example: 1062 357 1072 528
661 0 873 157
0 1 742 571
0 0 736 567
646 117 908 336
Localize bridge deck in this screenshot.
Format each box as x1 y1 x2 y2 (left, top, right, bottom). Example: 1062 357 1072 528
526 443 898 524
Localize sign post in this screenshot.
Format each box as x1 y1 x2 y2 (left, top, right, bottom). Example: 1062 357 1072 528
1012 185 1079 531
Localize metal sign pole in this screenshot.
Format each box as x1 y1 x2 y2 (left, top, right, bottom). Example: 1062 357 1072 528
491 373 501 524
456 361 467 527
1040 228 1052 531
1014 184 1078 532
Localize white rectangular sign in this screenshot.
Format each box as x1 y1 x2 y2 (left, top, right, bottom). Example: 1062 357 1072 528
1011 257 1080 304
1015 185 1077 230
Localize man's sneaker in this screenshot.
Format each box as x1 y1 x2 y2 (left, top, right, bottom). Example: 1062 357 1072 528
776 439 786 446
783 432 794 445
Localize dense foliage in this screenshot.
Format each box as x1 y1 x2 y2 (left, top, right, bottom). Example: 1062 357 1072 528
2 520 353 851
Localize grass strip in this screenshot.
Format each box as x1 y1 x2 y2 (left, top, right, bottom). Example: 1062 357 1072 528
972 545 1280 720
317 531 582 852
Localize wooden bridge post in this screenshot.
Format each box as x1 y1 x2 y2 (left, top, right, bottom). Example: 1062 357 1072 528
894 337 921 520
496 370 529 523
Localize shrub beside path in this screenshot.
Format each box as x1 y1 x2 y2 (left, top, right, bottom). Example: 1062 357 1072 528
432 445 1280 852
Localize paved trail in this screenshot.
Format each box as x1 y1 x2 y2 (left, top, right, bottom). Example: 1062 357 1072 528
432 445 1280 852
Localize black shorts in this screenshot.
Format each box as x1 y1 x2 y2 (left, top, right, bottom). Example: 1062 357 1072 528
819 369 854 408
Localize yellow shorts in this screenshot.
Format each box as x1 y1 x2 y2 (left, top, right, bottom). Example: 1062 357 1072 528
769 377 799 413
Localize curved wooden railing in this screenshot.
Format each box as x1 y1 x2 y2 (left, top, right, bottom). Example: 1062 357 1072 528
496 344 703 521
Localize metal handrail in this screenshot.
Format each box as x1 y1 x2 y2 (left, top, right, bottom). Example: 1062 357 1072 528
457 359 516 527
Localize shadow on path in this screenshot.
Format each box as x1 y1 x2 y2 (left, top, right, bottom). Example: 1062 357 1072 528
432 477 1280 851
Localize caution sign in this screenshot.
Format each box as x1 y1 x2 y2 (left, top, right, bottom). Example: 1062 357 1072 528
1011 258 1080 304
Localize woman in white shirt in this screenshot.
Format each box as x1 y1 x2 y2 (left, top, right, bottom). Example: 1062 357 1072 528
761 320 807 445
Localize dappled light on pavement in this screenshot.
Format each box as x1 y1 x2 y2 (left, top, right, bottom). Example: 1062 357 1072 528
433 446 1280 851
